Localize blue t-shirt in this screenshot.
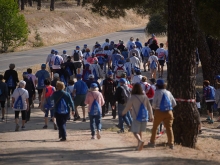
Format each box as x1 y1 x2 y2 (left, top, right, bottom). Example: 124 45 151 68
35 70 50 89
73 80 88 95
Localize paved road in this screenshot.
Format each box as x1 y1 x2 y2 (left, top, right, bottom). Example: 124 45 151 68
0 27 146 72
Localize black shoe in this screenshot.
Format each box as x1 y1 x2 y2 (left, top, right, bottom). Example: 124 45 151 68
82 118 86 122
60 138 66 141
73 116 80 121
112 117 116 119
144 70 146 72
115 124 120 128
50 119 53 122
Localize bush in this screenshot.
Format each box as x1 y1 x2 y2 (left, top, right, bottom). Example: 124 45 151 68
146 14 167 35
0 0 28 52
33 30 44 47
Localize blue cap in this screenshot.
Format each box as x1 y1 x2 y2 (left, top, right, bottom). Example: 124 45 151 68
119 78 126 84
107 71 113 76
215 75 220 80
90 83 98 88
110 41 114 44
152 34 155 37
76 46 80 49
23 72 28 76
84 44 87 47
76 74 82 79
135 69 141 74
63 50 67 53
41 64 46 68
156 79 165 86
51 49 55 53
55 50 58 54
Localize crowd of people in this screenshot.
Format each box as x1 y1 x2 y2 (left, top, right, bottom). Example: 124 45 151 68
0 34 219 151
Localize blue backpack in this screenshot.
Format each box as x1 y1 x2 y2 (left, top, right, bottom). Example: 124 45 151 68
93 68 98 80
160 92 173 111
7 75 15 87
83 70 90 81
150 59 157 69
90 92 101 116
14 90 25 110
134 96 148 122
206 86 215 100
57 98 68 114
85 52 90 60
98 56 104 65
66 66 72 76
60 75 67 86
143 48 149 57
129 44 133 51
38 74 45 88
54 56 60 65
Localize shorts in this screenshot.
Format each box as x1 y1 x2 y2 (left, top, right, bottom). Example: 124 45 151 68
159 60 165 66
0 101 5 108
143 57 149 63
49 67 53 72
73 62 82 69
74 94 86 107
37 89 43 95
15 110 26 120
45 109 54 118
131 119 146 133
53 69 60 73
206 101 215 113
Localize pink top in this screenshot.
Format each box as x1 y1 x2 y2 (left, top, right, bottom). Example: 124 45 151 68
84 90 105 113
87 57 98 64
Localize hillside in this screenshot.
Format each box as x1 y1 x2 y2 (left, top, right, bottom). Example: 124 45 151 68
18 1 148 51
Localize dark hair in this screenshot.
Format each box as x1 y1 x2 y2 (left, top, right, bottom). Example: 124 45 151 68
0 74 3 81
156 84 166 89
131 83 144 95
203 80 210 86
160 43 164 47
27 68 32 74
44 79 51 86
152 40 157 44
132 52 136 56
144 42 148 46
68 79 75 85
104 46 109 50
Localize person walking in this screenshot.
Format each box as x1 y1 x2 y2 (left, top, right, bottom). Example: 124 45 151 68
50 81 75 141
148 50 159 79
11 81 29 131
122 83 153 151
148 79 176 149
85 83 105 139
0 75 8 121
156 43 166 78
141 43 151 72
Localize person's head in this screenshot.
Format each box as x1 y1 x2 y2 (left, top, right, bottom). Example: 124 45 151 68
67 56 71 62
144 42 148 47
135 69 141 75
9 63 15 70
44 78 51 86
91 52 95 58
152 40 157 44
156 79 166 89
150 50 155 56
160 43 164 48
76 74 82 80
149 78 156 84
63 50 67 54
107 70 113 78
203 80 210 87
105 39 109 43
85 48 90 52
141 76 147 82
22 72 28 79
131 83 144 95
120 41 124 45
152 34 156 38
51 49 55 54
53 73 59 80
89 74 94 80
84 44 87 48
90 83 98 91
19 80 26 88
104 46 109 50
27 68 32 74
130 37 134 41
55 50 58 55
119 78 126 86
132 52 136 56
68 79 75 86
114 44 118 48
0 74 3 81
110 41 114 45
56 81 65 90
41 64 46 70
61 63 65 69
76 46 80 50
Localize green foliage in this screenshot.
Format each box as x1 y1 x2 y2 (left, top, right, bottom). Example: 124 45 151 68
146 14 167 35
33 30 44 47
0 0 28 52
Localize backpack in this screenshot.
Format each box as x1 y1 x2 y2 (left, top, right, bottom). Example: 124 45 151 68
145 84 155 99
89 92 101 116
160 92 173 111
116 65 125 79
126 66 131 77
7 75 15 87
44 86 55 109
60 75 67 86
14 90 25 110
158 51 165 59
143 48 149 57
38 74 45 88
196 91 201 102
120 85 131 104
73 50 80 61
54 56 61 65
205 86 215 100
98 56 104 65
105 79 115 95
82 69 91 81
66 66 72 76
85 52 90 60
134 96 148 122
150 59 157 70
92 67 98 80
129 44 133 51
57 98 68 114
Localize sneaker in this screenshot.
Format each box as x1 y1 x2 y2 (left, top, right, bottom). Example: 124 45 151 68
208 120 214 124
206 117 211 121
54 123 57 130
43 125 48 129
112 117 116 119
50 118 53 122
117 130 124 134
15 124 20 131
91 136 96 140
21 126 25 130
1 118 5 122
31 104 34 108
82 118 86 122
60 138 66 141
199 130 202 134
138 141 145 151
147 142 156 148
115 124 120 128
97 130 101 139
169 145 174 150
73 116 80 121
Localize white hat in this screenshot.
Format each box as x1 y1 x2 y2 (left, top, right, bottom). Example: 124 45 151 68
54 73 59 78
19 80 26 88
89 74 94 79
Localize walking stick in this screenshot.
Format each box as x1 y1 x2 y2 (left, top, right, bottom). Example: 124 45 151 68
6 99 8 123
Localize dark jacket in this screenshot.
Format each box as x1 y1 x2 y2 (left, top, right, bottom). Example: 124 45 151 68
4 69 19 87
86 80 101 92
0 81 8 101
24 78 35 98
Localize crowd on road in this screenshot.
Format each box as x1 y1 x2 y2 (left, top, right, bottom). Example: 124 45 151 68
0 34 220 151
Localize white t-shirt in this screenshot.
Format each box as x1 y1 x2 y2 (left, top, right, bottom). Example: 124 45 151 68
27 74 37 86
148 55 158 63
61 54 69 63
102 42 110 49
72 50 83 62
12 88 29 111
51 55 64 69
83 52 91 65
114 64 126 81
130 56 140 69
46 54 55 67
156 48 166 60
132 75 143 84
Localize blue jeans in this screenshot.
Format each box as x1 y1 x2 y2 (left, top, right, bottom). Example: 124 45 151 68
56 113 68 139
118 103 132 131
89 115 102 136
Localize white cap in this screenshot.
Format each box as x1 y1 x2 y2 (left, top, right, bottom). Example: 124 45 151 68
89 74 94 79
19 80 26 88
54 73 59 78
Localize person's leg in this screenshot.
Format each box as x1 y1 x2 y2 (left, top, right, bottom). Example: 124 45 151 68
15 111 20 131
51 109 57 130
122 115 131 128
133 132 144 151
208 102 214 123
38 89 43 108
110 98 116 119
89 115 95 138
161 65 164 77
102 104 105 117
163 111 174 147
82 106 86 119
21 110 26 127
1 102 5 120
44 110 49 128
95 115 102 139
56 113 62 139
143 58 146 71
60 114 67 140
118 115 124 131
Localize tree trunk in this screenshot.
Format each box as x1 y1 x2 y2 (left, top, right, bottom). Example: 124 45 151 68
167 0 200 148
37 0 41 10
50 0 55 11
21 0 25 10
28 0 32 6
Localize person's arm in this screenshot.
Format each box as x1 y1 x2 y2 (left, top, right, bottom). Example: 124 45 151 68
15 71 19 83
11 97 15 108
122 97 133 116
102 85 105 96
100 93 105 106
5 84 8 98
145 97 153 121
40 88 46 108
26 98 29 111
169 92 177 108
72 89 76 98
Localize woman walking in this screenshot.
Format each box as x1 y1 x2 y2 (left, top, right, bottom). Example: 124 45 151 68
122 83 153 151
